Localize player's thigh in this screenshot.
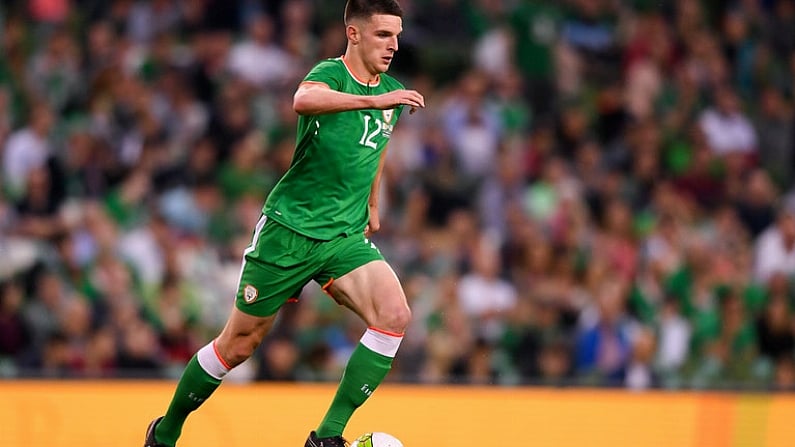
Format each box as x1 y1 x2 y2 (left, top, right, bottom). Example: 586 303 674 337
330 261 410 332
318 237 410 332
234 216 319 317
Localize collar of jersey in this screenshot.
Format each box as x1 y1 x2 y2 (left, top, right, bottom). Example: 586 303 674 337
338 55 381 87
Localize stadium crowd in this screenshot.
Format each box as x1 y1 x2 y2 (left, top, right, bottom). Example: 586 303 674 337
1 0 795 390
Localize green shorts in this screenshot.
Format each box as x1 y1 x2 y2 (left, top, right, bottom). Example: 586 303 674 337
234 215 385 316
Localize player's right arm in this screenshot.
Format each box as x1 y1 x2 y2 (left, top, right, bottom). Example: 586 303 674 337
293 81 424 116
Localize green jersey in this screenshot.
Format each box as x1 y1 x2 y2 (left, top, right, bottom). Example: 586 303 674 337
263 57 405 240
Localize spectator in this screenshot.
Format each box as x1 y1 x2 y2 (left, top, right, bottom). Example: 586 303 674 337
655 297 692 377
690 290 757 387
153 274 202 368
415 0 472 48
116 318 163 374
279 0 318 64
734 168 778 238
510 296 574 384
753 86 795 188
773 357 795 390
623 12 674 120
83 326 117 377
216 131 275 201
575 280 633 385
456 233 517 343
593 198 639 282
753 205 795 283
421 276 474 384
25 28 82 113
755 288 794 363
698 84 758 160
508 0 562 113
61 128 112 198
476 149 526 239
451 338 499 384
256 335 300 381
441 70 502 180
84 21 119 80
205 80 255 162
625 326 659 390
767 0 795 60
0 281 32 368
227 14 298 89
560 0 619 61
672 140 726 211
11 166 68 239
118 213 173 288
416 128 477 228
126 0 181 45
536 337 573 386
2 103 55 199
157 70 210 165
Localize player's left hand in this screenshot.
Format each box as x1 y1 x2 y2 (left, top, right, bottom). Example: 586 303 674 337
365 207 380 237
373 89 425 114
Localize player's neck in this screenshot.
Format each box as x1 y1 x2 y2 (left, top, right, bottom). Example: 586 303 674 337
341 52 380 85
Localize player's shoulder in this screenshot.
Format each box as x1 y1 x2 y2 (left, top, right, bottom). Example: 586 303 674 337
309 57 345 74
303 57 346 88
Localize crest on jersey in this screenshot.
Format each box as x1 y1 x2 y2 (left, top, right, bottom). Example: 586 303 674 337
382 109 394 123
243 284 258 303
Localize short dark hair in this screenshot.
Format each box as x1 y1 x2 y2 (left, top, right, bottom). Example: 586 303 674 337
344 0 403 25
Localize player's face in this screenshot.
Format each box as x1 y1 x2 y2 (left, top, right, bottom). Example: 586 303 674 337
358 14 402 74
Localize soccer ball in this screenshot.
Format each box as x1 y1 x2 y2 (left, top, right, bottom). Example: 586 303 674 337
350 432 404 447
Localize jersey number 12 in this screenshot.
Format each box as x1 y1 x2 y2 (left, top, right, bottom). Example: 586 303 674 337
359 115 383 149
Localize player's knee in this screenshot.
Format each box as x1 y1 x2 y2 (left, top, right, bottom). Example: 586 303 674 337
396 305 412 330
374 302 411 333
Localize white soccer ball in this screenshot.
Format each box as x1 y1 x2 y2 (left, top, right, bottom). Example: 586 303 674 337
350 432 404 447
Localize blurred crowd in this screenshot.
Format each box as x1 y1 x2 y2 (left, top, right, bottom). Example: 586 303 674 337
1 0 794 390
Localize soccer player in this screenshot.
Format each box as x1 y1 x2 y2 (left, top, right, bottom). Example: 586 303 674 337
143 0 424 446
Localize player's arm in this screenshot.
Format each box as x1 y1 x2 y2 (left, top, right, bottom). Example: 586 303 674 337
365 145 389 237
293 81 425 116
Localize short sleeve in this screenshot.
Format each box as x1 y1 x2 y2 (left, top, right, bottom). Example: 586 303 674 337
303 59 344 91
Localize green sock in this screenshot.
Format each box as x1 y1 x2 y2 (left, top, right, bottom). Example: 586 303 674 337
154 355 222 446
316 342 393 438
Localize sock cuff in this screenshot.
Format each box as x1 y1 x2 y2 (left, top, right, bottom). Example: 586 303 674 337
360 327 404 358
196 340 231 380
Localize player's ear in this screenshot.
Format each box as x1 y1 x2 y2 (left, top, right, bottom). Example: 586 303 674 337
346 23 359 45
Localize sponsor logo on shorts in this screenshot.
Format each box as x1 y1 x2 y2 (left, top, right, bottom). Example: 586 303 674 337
243 284 258 303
